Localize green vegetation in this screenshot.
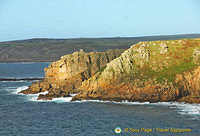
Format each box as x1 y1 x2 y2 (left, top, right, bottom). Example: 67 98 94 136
115 38 199 87
0 34 200 62
158 61 197 83
131 39 200 85
100 66 106 72
94 66 106 75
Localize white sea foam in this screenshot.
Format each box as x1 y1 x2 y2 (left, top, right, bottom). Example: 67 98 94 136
171 103 200 115
50 93 78 103
73 100 151 105
51 97 73 103
148 102 200 115
23 76 44 79
27 91 49 101
3 86 29 94
38 91 49 95
1 80 42 83
30 93 77 103
73 100 200 116
7 86 48 100
17 86 29 92
10 87 200 116
8 86 29 94
70 94 77 97
1 81 25 83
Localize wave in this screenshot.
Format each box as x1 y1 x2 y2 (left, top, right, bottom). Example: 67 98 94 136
27 91 49 101
1 81 30 83
27 92 200 116
169 103 200 116
0 78 43 82
9 86 73 102
27 93 77 103
73 100 151 104
37 97 73 103
9 86 200 117
14 86 29 94
33 94 75 103
74 100 200 116
3 86 29 94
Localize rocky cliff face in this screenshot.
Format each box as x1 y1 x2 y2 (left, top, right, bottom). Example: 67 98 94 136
20 49 124 100
73 39 200 103
20 39 200 103
176 66 200 103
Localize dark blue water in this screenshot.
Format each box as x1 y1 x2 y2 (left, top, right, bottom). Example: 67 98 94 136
0 63 200 136
0 63 48 78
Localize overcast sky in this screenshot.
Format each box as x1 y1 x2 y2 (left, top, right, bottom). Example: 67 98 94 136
0 0 200 41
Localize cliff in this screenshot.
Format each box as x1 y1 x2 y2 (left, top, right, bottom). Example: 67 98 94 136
20 49 124 100
72 39 200 103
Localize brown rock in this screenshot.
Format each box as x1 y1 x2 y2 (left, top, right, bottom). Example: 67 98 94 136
73 39 200 103
20 49 124 100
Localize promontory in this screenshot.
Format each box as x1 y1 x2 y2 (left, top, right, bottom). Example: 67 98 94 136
20 39 200 103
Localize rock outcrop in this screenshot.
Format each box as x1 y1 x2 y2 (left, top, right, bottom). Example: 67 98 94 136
20 38 200 103
73 39 200 103
193 49 200 64
20 49 124 100
176 66 200 103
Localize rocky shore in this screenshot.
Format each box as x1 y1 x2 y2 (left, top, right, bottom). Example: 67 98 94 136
20 49 124 100
20 39 200 103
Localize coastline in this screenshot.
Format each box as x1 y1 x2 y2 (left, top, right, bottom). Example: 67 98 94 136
19 38 200 104
15 85 200 116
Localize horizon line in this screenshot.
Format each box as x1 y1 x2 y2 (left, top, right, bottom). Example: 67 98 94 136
1 33 200 43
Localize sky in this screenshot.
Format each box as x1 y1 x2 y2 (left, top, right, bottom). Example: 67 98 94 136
0 0 200 41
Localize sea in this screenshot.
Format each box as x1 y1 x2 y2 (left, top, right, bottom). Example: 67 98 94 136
0 63 199 136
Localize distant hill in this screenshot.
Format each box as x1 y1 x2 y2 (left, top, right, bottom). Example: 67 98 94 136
0 34 200 62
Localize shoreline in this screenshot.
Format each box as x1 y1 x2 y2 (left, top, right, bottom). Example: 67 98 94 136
16 86 200 105
17 88 200 105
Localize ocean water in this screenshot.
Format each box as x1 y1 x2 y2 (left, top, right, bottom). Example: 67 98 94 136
0 63 200 136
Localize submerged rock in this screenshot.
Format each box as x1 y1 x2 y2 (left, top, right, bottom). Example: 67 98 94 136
37 90 71 100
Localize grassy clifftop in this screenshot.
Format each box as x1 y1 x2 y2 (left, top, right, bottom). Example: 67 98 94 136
128 39 200 84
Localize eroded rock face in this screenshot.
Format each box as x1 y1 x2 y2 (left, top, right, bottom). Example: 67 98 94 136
20 49 124 100
176 66 200 103
73 39 200 103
